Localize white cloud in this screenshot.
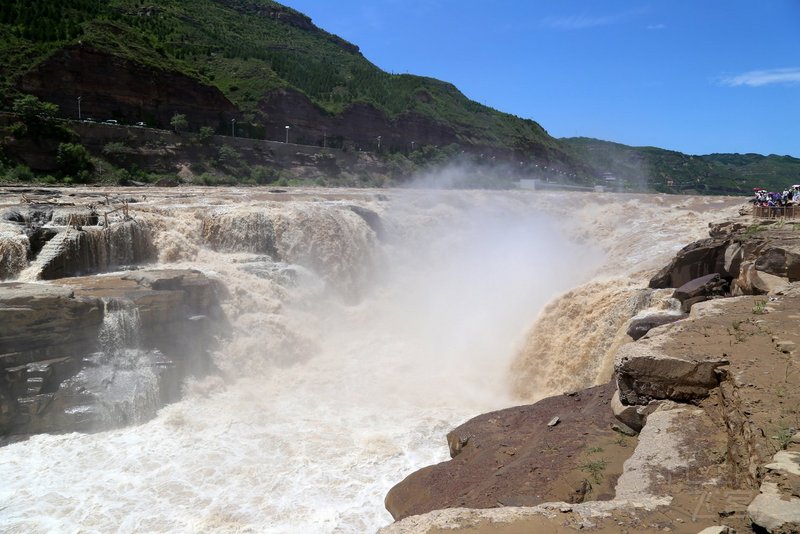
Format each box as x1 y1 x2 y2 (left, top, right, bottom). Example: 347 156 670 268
721 68 800 87
647 23 666 30
541 13 621 30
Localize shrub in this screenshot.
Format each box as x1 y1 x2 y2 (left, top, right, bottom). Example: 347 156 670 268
250 165 278 184
102 142 130 155
56 143 93 178
12 94 58 125
170 113 188 133
9 164 35 182
196 126 215 144
217 144 242 166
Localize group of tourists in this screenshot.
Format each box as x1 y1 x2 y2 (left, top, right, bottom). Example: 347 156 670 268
751 185 800 206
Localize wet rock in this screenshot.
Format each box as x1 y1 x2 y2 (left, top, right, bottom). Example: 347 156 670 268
50 207 98 227
0 283 103 362
748 481 800 533
346 205 385 240
626 311 686 341
1 269 225 437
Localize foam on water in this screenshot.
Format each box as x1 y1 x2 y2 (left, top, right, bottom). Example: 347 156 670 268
0 188 745 533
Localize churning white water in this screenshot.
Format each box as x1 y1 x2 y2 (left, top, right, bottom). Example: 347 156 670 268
0 188 744 533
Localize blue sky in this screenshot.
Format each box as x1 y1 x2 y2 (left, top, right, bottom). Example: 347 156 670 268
282 1 799 157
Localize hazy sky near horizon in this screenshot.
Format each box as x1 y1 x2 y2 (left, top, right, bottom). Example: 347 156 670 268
283 0 799 157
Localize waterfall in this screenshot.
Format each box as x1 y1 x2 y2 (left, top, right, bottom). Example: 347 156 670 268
17 220 155 281
0 187 748 533
0 229 29 280
62 299 162 427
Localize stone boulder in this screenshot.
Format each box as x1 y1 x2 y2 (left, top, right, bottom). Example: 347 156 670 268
754 246 800 281
649 238 730 289
722 241 744 279
709 221 747 238
748 481 800 533
733 262 790 296
672 273 728 312
615 339 728 405
626 311 686 341
610 388 678 431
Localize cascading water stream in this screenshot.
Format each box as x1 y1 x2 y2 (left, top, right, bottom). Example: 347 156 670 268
60 299 163 428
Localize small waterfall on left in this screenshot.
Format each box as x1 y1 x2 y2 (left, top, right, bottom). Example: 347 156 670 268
62 299 163 428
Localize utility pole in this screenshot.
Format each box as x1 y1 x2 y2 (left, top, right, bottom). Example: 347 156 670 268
231 118 236 137
285 125 290 143
77 96 81 121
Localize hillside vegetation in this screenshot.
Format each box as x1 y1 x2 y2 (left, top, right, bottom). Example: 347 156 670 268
562 137 800 195
0 0 565 159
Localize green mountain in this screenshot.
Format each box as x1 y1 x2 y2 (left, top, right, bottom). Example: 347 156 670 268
561 137 800 195
1 1 796 191
0 0 581 171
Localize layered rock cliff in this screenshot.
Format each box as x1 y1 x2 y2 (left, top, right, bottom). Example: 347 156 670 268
20 45 240 131
0 269 224 438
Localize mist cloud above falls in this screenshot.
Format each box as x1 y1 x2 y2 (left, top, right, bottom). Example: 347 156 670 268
305 191 607 413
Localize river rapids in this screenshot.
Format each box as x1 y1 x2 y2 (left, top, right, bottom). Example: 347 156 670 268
0 187 744 533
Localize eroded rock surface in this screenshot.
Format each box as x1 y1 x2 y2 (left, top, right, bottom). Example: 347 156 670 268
0 269 224 438
626 311 686 341
649 237 730 289
385 382 633 521
614 337 728 405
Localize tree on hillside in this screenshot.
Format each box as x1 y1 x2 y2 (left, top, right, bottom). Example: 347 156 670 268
57 142 93 180
11 94 59 137
170 113 188 133
196 126 215 144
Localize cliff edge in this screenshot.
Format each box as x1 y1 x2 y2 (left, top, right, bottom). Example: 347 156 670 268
382 211 800 533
